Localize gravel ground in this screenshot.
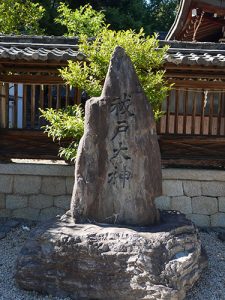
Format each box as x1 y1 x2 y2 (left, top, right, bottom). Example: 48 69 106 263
0 225 225 300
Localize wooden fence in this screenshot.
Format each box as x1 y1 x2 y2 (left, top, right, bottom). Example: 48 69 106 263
158 88 225 136
1 82 225 166
0 83 81 130
0 82 81 160
158 88 225 168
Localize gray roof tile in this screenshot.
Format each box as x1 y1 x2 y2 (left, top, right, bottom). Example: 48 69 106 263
0 35 84 62
161 40 225 67
0 46 85 61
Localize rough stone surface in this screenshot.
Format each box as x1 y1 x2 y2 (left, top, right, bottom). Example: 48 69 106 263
0 209 11 218
38 207 65 221
162 180 183 197
211 213 225 227
183 181 201 197
6 195 28 209
162 168 225 181
186 214 210 227
29 194 53 209
65 177 74 195
0 175 13 194
0 194 5 209
171 196 192 214
192 196 218 215
13 175 41 194
71 46 162 226
54 195 71 209
41 177 66 196
0 162 73 176
218 197 225 212
154 196 171 210
12 208 40 220
201 182 225 197
16 212 207 300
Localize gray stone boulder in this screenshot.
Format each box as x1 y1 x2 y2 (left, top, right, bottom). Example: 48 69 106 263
15 47 207 300
16 211 207 300
71 46 162 226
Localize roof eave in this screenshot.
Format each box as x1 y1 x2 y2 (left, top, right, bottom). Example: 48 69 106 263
166 0 192 40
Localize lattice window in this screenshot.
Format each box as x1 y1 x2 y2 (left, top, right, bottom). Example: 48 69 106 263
0 83 81 130
158 88 225 136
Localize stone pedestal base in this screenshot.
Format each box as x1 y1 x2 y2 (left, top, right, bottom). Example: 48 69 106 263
16 211 207 300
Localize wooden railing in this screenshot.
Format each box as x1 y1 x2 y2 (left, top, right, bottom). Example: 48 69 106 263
158 88 225 168
158 88 225 136
0 83 81 130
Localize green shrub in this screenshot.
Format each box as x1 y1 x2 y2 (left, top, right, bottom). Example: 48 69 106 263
40 105 84 162
41 4 170 162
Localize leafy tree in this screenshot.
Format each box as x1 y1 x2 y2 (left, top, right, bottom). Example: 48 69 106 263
61 28 169 118
0 0 45 35
34 0 64 36
55 3 106 37
146 0 179 33
40 105 84 162
57 0 178 35
41 5 170 161
67 0 150 34
33 0 178 36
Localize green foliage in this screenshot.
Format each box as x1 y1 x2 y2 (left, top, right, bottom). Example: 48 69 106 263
0 0 45 34
42 4 171 161
55 3 106 37
31 0 178 36
147 0 179 33
60 27 170 119
40 105 84 162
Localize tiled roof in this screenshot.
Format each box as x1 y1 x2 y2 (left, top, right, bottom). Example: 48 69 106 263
1 35 225 66
164 52 225 66
160 40 225 67
0 46 84 61
0 35 85 62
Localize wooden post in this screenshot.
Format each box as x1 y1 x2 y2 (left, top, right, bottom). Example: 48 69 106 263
14 84 18 129
40 84 44 109
174 89 179 134
0 83 7 128
56 85 61 109
31 85 35 129
209 92 214 135
23 84 27 129
166 94 170 134
48 85 52 108
183 89 188 134
200 90 205 135
75 88 81 105
217 92 223 136
191 91 197 135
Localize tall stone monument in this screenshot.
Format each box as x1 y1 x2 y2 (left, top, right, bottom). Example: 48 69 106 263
71 46 161 226
16 47 207 300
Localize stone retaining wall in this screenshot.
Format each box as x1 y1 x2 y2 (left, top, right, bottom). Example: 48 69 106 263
155 169 225 227
1 163 225 227
0 162 74 221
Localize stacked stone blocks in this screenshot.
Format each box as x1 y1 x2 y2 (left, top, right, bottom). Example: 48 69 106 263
0 163 74 221
1 164 225 227
155 169 225 227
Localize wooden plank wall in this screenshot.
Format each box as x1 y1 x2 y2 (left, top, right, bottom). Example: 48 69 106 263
0 83 81 130
158 88 225 168
0 83 82 160
158 89 225 136
0 130 59 160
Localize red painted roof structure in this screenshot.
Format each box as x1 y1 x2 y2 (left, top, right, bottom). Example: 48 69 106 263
166 0 225 42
